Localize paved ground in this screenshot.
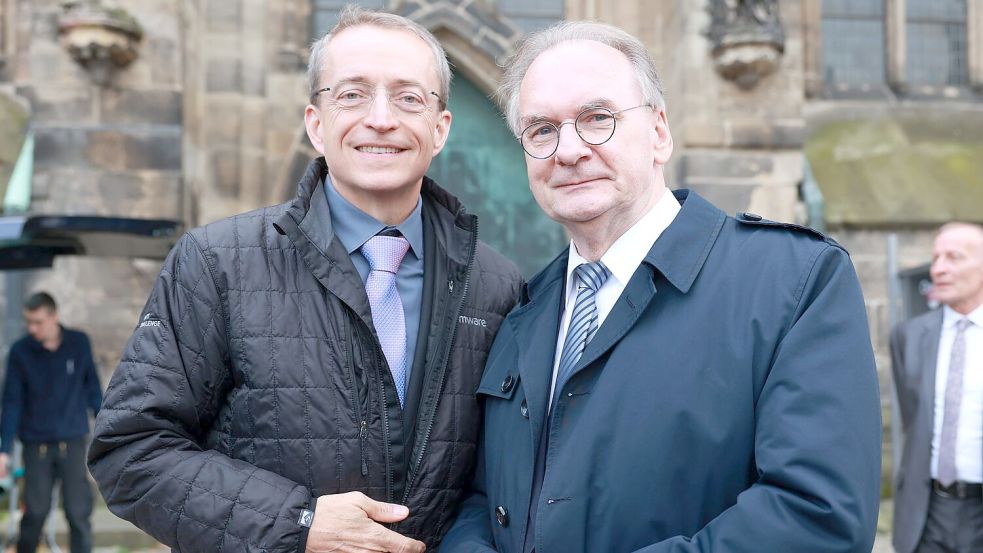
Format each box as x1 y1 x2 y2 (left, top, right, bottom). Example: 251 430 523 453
873 533 895 553
20 535 901 553
5 500 900 552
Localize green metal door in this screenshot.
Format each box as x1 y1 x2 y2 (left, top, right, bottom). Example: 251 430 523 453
428 73 567 277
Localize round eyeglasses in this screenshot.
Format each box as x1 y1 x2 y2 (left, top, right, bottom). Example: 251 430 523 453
519 104 653 159
311 84 443 115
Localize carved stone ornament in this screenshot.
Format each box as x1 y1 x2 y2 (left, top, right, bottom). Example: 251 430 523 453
708 0 785 90
58 2 143 86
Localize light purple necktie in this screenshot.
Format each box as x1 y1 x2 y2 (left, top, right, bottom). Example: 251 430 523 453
937 318 972 487
361 234 410 407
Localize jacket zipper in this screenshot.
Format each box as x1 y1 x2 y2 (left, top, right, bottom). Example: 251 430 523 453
374 336 395 503
355 316 395 502
344 312 368 476
400 216 478 505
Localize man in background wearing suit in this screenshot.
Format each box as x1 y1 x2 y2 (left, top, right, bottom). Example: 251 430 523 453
892 222 983 553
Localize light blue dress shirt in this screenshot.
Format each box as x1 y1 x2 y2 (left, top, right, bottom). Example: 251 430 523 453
322 175 425 386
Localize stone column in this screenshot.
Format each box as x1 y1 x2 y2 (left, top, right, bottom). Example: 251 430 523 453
885 0 906 92
802 0 822 97
181 0 203 227
0 0 13 75
0 0 5 69
969 0 983 90
565 0 599 21
277 0 308 71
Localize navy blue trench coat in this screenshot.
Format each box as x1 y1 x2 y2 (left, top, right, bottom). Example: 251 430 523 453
442 190 881 553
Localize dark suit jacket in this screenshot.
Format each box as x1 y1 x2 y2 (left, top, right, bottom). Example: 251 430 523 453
890 308 981 553
442 189 882 553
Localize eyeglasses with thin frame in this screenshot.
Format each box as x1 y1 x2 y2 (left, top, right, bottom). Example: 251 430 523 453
310 82 443 115
519 104 653 159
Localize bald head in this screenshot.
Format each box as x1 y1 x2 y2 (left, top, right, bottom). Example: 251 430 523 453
938 222 983 244
931 222 983 315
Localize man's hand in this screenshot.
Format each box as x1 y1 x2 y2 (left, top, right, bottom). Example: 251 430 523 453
305 491 426 553
0 453 8 479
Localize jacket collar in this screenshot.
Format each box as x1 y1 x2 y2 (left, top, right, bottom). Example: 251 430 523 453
643 189 725 294
271 158 477 330
519 188 725 305
275 158 475 263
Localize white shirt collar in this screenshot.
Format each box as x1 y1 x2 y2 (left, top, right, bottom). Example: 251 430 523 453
564 189 681 298
943 303 983 329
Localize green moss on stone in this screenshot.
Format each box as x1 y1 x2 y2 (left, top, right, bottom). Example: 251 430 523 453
806 115 983 226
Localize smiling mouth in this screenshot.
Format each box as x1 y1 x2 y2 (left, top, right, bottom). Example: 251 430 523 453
357 146 404 154
555 177 604 188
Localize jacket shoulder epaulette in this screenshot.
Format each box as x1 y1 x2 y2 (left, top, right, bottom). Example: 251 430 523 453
735 211 846 253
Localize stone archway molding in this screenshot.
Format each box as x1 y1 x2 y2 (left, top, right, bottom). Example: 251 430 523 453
392 0 523 96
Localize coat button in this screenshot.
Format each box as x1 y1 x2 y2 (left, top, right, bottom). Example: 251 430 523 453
495 505 509 527
501 374 515 393
520 399 529 418
742 212 762 221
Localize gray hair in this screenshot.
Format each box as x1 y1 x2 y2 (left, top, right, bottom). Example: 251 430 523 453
307 4 452 110
497 21 666 135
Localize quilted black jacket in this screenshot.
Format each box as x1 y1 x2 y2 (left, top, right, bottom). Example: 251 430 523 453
88 158 523 552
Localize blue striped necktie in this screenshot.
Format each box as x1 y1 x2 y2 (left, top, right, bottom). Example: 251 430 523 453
553 261 610 402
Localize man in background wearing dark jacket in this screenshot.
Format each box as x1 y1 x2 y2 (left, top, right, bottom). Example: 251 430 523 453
443 20 881 553
87 5 522 553
1 291 102 553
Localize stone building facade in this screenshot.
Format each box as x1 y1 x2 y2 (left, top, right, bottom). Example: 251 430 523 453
1 0 981 498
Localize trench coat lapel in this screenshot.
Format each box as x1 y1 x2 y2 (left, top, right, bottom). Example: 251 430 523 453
566 189 726 384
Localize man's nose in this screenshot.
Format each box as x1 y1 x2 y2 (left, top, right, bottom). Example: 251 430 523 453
553 123 590 165
363 91 399 131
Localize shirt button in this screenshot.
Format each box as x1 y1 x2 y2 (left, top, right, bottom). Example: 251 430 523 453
501 374 515 393
742 212 762 221
495 505 509 527
520 399 529 418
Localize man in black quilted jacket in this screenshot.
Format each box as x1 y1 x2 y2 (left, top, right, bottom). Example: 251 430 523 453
87 5 522 552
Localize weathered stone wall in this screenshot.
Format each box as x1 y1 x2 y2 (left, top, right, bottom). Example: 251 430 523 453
188 0 309 223
8 0 184 377
671 0 806 223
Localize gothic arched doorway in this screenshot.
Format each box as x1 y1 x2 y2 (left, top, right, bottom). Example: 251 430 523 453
428 73 566 277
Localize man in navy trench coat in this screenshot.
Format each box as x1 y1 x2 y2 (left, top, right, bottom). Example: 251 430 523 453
441 20 882 553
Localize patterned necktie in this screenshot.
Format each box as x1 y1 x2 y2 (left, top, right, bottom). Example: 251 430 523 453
553 261 611 403
937 318 972 487
361 233 411 407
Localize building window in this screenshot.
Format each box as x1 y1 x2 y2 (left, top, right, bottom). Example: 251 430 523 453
821 0 886 87
906 0 968 86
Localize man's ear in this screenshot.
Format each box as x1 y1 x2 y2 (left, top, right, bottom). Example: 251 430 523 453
651 108 673 166
430 110 453 156
304 104 326 155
